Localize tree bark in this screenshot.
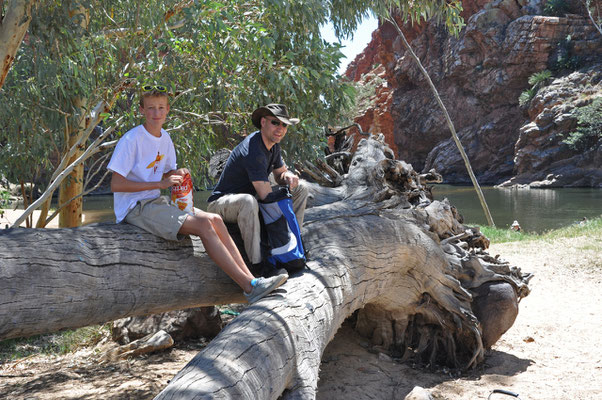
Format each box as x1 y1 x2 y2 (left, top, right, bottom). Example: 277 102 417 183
58 8 89 228
58 112 85 228
0 135 531 399
0 223 246 340
0 0 35 90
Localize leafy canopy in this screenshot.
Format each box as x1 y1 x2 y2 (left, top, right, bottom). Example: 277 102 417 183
0 0 353 188
0 0 465 191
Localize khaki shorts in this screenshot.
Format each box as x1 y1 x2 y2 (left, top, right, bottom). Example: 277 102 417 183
124 196 189 241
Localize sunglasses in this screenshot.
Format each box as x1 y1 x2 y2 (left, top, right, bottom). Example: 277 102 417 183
269 118 288 128
142 84 167 92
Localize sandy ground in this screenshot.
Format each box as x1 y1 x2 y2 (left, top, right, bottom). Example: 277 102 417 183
1 209 70 229
1 236 600 400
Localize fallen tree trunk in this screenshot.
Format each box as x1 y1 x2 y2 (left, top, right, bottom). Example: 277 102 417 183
155 135 530 399
0 134 531 399
0 224 243 340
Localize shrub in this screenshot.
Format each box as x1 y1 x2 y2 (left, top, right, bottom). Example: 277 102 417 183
518 70 553 107
0 190 11 208
519 88 536 106
543 0 571 16
528 70 553 86
562 97 602 150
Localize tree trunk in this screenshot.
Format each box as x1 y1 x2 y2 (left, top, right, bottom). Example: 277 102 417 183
154 134 530 399
0 0 35 90
0 135 531 399
58 11 89 228
0 223 242 341
57 137 84 227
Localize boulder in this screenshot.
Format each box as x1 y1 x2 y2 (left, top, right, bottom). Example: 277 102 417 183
112 307 223 344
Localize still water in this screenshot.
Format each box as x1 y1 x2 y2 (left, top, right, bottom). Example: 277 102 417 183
81 191 213 225
82 186 602 234
432 185 602 233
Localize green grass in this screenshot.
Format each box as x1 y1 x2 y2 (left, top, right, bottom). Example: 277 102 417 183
477 215 602 244
540 215 602 240
478 225 536 243
0 325 110 362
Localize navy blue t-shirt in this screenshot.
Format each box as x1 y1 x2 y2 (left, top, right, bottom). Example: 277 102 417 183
208 131 284 202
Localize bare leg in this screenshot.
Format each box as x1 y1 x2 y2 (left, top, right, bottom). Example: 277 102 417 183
179 213 254 293
209 212 250 270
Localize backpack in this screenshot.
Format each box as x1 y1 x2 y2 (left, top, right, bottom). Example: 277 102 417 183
258 186 306 273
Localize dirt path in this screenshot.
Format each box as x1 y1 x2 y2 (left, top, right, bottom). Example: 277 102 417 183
1 237 600 399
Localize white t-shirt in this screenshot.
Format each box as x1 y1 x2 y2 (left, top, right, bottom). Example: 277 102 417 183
107 124 177 223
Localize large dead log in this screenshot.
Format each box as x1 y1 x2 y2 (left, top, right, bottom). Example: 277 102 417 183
153 135 530 399
0 134 531 399
0 225 243 340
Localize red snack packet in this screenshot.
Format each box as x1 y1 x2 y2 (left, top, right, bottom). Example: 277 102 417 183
170 173 194 215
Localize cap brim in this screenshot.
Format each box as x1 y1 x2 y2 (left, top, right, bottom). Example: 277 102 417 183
275 116 300 126
251 105 300 129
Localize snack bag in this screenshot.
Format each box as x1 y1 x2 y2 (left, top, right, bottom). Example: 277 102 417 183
170 173 194 215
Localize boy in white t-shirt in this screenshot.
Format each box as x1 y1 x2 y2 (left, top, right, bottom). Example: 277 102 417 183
107 85 287 303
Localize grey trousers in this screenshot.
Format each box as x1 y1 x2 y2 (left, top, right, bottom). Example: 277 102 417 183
207 181 309 264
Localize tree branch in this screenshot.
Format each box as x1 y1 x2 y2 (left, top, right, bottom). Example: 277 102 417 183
584 0 602 36
11 118 123 228
0 0 36 89
384 15 495 227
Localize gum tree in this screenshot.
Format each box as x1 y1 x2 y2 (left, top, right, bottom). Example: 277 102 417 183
0 0 36 89
2 0 354 228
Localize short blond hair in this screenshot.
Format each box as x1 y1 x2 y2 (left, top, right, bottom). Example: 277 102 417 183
139 88 169 107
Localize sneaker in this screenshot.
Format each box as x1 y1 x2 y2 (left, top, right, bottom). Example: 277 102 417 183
244 274 288 304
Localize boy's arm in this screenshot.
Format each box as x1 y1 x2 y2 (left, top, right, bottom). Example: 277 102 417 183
110 171 183 193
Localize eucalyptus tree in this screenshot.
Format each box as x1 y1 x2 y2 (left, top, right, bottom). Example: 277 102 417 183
0 0 36 89
1 0 171 227
2 0 354 228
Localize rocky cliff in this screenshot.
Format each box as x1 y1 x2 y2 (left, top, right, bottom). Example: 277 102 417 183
346 0 601 187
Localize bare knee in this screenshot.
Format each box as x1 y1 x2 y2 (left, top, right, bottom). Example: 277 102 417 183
185 213 218 239
196 210 223 223
206 212 227 230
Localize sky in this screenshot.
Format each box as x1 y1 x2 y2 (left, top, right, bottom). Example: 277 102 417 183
319 15 379 74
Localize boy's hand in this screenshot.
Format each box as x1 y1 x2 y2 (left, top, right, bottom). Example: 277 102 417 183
172 168 190 177
161 174 183 189
160 168 190 188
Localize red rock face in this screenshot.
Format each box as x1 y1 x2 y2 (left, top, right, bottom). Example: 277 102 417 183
344 22 397 156
502 67 602 188
344 1 601 186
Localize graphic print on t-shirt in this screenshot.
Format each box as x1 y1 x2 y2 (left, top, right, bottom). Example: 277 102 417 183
146 152 165 174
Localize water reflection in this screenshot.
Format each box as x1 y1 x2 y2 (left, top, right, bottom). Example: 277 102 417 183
432 185 602 233
81 191 213 225
65 186 602 234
